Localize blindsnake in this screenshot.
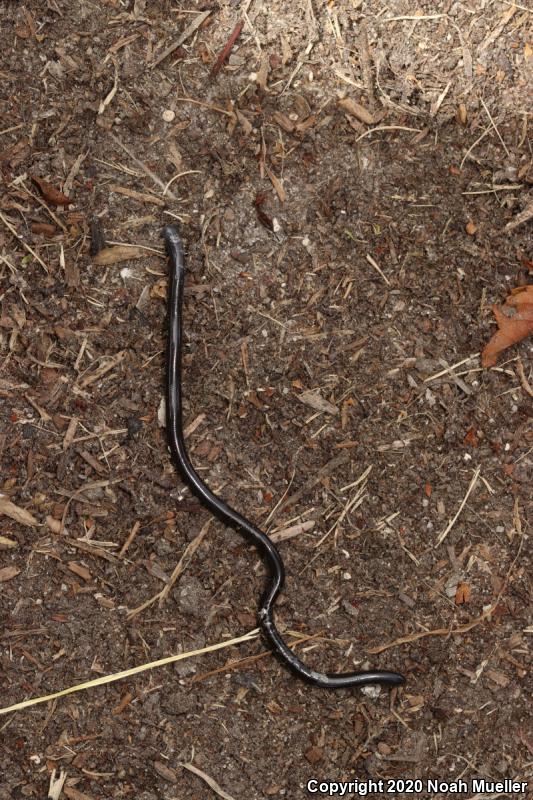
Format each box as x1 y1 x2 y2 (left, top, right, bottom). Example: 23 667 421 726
164 224 405 689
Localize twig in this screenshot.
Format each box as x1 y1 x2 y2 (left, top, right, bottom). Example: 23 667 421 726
210 19 244 78
367 611 492 655
126 519 212 618
190 631 322 683
151 9 212 68
460 125 492 169
503 198 533 232
436 467 480 546
98 58 119 116
516 357 533 398
119 521 141 556
365 253 390 285
0 211 49 273
424 354 480 382
381 14 446 21
480 97 510 157
175 96 234 117
180 763 237 800
108 133 177 200
270 519 315 543
163 169 202 197
355 125 422 142
0 629 260 716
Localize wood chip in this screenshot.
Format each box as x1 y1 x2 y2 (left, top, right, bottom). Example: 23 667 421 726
63 786 95 800
255 51 270 91
265 166 286 203
0 495 38 527
338 97 376 125
67 561 92 582
92 245 145 265
153 761 178 784
270 519 315 543
110 185 166 206
0 566 20 582
486 668 510 687
62 417 78 451
297 390 338 415
78 350 126 388
272 111 295 132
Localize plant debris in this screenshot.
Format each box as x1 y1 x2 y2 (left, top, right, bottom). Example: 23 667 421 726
482 285 533 367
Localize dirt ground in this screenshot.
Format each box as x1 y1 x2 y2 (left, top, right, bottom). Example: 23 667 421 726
1 1 532 798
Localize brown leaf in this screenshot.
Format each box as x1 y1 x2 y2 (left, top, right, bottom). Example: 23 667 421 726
31 222 57 237
31 175 72 206
0 566 20 582
92 245 145 265
455 582 471 605
482 286 533 367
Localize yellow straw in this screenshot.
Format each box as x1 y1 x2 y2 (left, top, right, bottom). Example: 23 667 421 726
0 629 259 716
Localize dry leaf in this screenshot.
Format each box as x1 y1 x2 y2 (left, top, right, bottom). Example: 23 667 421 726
31 222 57 237
92 245 145 265
297 390 338 415
30 175 72 206
0 496 38 527
0 566 20 582
0 535 18 549
455 582 471 605
482 285 533 367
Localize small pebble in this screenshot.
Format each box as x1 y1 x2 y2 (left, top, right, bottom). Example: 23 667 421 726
162 109 175 123
465 220 477 235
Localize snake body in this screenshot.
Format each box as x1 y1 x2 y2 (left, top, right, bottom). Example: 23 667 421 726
164 224 405 689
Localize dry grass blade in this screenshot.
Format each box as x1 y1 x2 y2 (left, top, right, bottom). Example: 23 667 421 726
0 211 49 273
151 9 212 68
0 629 259 716
435 467 480 546
355 125 422 142
504 198 533 232
179 763 237 800
109 133 177 200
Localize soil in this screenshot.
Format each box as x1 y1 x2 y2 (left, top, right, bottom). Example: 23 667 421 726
0 1 532 799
